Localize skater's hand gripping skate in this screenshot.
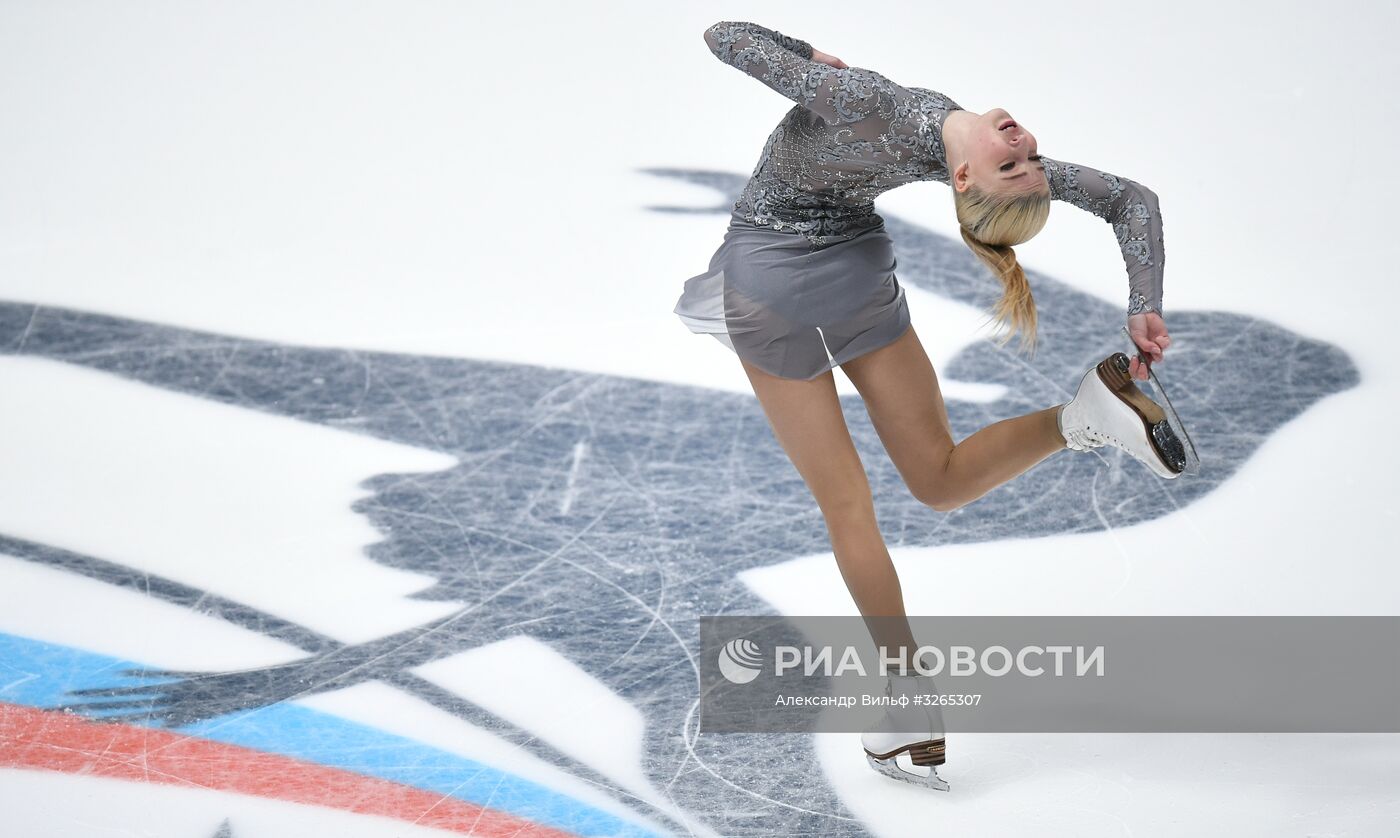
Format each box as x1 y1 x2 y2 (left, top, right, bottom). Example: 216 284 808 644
1126 311 1170 381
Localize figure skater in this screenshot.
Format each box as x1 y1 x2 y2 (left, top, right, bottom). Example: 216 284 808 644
674 21 1191 792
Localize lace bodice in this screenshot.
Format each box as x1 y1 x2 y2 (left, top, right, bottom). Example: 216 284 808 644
703 20 1165 317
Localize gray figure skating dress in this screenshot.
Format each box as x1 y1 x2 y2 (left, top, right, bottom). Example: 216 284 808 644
674 20 1167 380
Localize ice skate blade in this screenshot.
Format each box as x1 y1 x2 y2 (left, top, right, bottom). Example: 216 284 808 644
865 752 951 792
1098 353 1186 478
1119 325 1202 475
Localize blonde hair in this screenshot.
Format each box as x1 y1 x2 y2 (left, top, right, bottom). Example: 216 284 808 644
953 184 1052 354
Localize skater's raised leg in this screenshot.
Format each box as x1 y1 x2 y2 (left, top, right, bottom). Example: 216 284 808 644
840 324 1067 513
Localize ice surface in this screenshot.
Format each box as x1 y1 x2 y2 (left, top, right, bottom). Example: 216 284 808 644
2 1 1398 836
0 354 463 644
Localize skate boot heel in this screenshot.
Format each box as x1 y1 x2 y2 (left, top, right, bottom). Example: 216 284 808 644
907 738 947 767
864 738 946 767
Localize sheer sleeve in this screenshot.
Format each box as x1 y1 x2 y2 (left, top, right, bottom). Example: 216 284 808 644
702 20 914 126
1040 156 1166 317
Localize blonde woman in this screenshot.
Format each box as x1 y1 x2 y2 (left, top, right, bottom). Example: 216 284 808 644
674 21 1188 791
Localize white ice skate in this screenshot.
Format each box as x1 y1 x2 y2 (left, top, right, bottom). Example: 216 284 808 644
861 672 950 792
1058 352 1189 479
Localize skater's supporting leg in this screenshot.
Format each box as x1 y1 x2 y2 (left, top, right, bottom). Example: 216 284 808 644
738 357 922 661
840 324 1066 512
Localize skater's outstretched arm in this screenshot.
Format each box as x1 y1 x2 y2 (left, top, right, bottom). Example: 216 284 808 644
702 20 917 126
1039 156 1167 320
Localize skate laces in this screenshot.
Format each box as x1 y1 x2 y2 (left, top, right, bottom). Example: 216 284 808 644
1064 427 1104 451
1065 425 1120 452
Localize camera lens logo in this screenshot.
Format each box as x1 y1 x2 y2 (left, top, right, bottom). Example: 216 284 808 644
718 637 763 684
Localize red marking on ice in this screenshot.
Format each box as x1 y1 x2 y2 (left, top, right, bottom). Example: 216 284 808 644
0 703 578 837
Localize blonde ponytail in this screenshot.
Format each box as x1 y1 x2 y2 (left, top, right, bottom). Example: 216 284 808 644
952 185 1052 355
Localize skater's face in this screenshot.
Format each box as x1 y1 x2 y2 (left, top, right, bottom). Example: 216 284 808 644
954 108 1048 198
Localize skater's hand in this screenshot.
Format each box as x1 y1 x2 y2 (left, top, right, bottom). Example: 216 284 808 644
1126 312 1170 381
811 49 848 69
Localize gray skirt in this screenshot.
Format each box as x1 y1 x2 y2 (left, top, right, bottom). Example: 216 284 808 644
673 210 911 380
